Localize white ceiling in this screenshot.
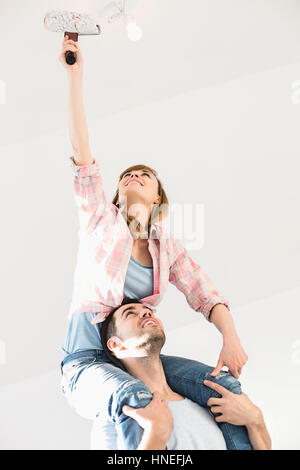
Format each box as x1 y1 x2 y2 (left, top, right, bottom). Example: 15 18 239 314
1 0 300 147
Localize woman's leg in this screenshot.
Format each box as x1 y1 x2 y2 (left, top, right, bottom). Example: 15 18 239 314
60 350 154 450
160 353 252 450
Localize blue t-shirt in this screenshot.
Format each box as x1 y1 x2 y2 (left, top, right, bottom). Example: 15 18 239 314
61 255 154 358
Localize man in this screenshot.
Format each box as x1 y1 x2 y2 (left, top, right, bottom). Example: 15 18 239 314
94 299 271 450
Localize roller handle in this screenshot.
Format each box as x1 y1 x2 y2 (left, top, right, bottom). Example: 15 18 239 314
64 32 78 65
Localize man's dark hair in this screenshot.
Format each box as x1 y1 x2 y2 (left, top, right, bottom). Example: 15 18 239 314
100 297 143 371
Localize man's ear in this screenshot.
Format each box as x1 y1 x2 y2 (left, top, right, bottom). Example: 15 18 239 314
107 336 121 353
107 336 118 351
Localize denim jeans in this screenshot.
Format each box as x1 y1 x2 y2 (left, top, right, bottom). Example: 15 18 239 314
60 349 252 450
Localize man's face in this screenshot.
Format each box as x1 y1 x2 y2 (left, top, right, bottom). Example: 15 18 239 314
107 302 166 358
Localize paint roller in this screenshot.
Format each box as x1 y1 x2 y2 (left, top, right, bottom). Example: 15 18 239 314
44 10 101 64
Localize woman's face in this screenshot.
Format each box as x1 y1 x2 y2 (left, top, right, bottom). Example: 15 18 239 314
117 169 160 208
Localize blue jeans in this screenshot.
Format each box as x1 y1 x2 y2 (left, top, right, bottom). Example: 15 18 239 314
60 349 252 450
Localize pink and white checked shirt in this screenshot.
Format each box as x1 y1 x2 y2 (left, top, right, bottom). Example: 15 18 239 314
68 156 230 325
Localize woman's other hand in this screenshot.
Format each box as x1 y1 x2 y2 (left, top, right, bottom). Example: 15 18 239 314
211 336 248 379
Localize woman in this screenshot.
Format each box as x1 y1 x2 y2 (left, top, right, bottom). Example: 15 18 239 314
59 35 249 450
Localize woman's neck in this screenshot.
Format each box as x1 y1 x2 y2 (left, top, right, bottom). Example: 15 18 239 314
128 219 150 240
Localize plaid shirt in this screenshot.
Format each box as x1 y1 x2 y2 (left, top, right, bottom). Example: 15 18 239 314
68 157 230 325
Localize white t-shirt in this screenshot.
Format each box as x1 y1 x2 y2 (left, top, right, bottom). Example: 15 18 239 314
166 397 226 450
91 397 226 450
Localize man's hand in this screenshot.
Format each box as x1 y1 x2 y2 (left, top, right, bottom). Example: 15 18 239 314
122 391 173 438
211 336 248 379
204 380 261 426
204 380 272 450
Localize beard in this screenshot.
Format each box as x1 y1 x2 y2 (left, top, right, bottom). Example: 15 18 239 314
136 328 166 356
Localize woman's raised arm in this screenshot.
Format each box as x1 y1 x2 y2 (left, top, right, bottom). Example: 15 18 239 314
59 35 94 167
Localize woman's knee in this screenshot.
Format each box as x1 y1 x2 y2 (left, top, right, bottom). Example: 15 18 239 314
110 379 153 423
203 369 242 395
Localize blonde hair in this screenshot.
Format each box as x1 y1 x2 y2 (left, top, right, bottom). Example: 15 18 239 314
112 164 169 234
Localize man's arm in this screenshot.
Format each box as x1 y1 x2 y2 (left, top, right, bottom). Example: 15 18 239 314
205 380 272 450
246 410 272 450
122 392 173 450
137 427 168 450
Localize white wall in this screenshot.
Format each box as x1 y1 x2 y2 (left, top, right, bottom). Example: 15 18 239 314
164 287 300 451
0 61 299 448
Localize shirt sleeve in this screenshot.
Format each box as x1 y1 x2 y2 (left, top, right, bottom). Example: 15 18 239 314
69 156 108 231
168 238 230 322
